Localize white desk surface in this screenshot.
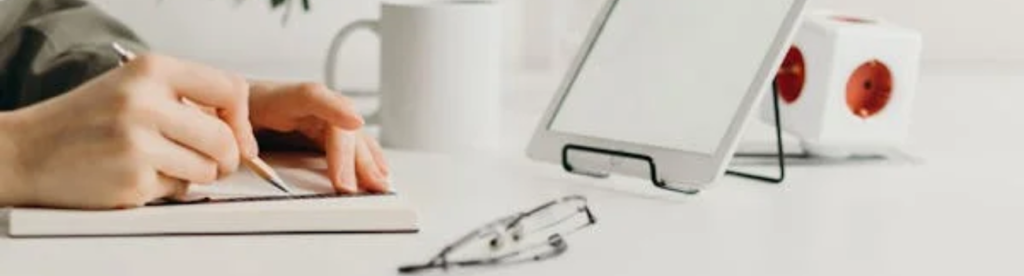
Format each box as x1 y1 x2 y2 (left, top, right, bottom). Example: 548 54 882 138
2 66 1023 276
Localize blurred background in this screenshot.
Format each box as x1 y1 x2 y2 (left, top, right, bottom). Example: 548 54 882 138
88 0 1024 87
77 0 1020 155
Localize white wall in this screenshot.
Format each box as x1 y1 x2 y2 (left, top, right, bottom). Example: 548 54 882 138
89 0 385 86
82 0 1024 84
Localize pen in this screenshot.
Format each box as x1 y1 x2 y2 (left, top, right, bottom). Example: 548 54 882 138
111 42 292 194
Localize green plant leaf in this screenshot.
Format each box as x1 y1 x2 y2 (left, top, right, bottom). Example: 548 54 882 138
268 0 311 11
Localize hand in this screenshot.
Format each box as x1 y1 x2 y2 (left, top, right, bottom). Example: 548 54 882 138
0 54 257 209
248 81 389 193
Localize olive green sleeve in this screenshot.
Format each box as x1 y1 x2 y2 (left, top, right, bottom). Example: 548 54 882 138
0 0 147 111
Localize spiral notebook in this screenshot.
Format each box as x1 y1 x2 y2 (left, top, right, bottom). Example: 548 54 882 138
6 154 418 237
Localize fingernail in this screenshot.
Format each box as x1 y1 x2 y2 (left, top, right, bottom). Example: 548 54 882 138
339 186 357 194
373 174 390 193
382 178 396 193
249 136 261 156
348 181 359 193
375 170 393 192
332 176 352 193
244 144 259 159
340 177 358 194
336 184 355 194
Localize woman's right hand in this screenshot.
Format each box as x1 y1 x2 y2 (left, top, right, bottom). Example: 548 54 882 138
0 54 257 209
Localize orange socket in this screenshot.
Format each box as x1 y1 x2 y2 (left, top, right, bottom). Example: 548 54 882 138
832 16 875 24
846 60 893 119
775 46 806 104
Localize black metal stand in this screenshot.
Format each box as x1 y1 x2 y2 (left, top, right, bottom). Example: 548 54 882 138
559 81 788 194
725 80 786 184
562 144 700 194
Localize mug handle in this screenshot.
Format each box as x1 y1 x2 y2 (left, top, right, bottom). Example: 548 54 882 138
325 19 381 123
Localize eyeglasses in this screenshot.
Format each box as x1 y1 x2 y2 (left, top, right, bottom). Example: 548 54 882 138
398 195 596 274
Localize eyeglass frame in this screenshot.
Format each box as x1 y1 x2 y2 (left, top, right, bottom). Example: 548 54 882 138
398 195 596 274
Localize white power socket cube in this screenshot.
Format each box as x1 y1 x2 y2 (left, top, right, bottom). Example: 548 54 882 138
762 11 923 157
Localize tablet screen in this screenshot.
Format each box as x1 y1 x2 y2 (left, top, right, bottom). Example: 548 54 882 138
549 0 796 155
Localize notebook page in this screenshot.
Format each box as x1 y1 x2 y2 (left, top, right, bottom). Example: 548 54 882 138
185 154 340 200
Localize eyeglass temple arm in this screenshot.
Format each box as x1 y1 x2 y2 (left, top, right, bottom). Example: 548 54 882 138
398 257 501 274
398 262 439 274
398 241 568 274
583 206 597 224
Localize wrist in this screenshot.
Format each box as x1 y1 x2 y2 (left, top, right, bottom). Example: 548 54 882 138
0 111 29 206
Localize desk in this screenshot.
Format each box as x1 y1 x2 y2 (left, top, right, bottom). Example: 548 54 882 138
2 66 1023 276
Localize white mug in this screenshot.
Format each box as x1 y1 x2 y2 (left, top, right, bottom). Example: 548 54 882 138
325 0 503 153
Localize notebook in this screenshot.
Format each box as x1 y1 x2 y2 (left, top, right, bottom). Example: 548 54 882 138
5 153 418 237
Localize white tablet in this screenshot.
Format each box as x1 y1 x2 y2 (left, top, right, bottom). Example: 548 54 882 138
527 0 808 191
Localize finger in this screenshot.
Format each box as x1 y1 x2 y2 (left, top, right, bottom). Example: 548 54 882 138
125 54 259 158
325 127 359 193
152 98 241 176
355 137 389 193
359 132 389 176
156 174 191 202
138 129 220 184
294 83 364 130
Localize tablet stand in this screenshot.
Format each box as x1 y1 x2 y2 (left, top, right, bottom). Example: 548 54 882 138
725 80 786 184
562 144 702 194
561 82 787 194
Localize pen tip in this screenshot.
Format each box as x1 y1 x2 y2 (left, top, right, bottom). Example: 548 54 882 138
269 178 291 194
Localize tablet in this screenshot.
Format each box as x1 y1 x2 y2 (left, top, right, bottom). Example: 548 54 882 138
527 0 808 191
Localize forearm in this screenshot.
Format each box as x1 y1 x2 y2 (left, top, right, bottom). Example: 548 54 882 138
0 112 27 206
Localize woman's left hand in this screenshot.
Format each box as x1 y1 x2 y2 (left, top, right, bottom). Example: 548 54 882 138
248 80 389 193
